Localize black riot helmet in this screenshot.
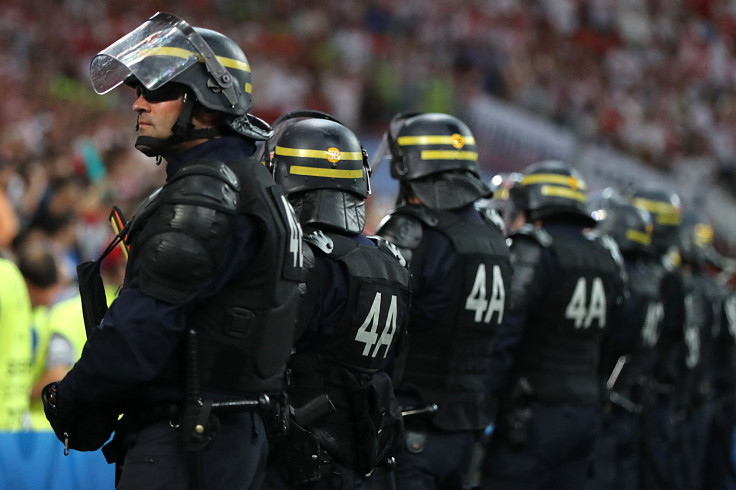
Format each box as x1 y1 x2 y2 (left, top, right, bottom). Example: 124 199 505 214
385 112 491 210
268 110 371 234
516 160 596 227
621 183 682 256
588 187 654 257
89 12 272 156
677 210 714 269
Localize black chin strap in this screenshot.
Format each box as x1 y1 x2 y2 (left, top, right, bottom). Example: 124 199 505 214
135 94 223 159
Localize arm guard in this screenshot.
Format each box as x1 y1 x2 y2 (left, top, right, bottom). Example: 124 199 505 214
132 159 241 304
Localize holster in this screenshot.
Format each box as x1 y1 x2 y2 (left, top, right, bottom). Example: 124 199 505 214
76 259 109 337
347 371 405 475
274 422 334 486
180 400 220 452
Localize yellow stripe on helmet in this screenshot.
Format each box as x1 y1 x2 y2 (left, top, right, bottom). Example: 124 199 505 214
397 135 476 146
631 198 681 226
275 146 363 161
420 150 478 161
521 173 587 191
289 166 364 179
626 229 652 246
540 185 587 203
143 47 251 72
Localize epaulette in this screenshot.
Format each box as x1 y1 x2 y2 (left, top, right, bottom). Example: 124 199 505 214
478 207 506 234
303 229 335 255
586 229 624 268
369 235 408 268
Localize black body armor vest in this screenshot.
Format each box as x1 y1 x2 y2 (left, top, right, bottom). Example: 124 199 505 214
397 206 512 431
302 231 411 372
614 258 665 393
127 157 302 396
288 230 411 471
514 229 620 404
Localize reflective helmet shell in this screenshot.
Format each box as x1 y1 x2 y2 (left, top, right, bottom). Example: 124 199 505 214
622 183 682 255
517 160 595 226
176 27 252 116
271 118 370 199
588 188 653 256
389 113 481 180
92 13 252 116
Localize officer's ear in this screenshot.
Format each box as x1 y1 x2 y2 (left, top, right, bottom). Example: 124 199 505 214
192 105 224 130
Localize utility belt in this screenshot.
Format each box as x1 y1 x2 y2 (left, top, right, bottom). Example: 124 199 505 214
102 393 282 465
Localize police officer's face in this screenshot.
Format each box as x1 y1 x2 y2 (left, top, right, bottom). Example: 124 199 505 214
133 85 185 141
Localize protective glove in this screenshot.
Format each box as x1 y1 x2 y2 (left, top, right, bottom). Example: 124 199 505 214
42 382 117 453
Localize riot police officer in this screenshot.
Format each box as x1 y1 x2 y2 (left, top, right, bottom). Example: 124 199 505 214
374 112 512 489
622 183 685 490
42 13 302 490
586 188 660 490
674 211 721 490
262 111 412 489
705 254 736 489
480 160 625 490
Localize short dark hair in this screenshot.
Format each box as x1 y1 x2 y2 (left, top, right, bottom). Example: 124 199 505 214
18 248 59 288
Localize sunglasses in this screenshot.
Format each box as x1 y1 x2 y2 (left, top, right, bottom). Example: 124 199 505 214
134 84 185 103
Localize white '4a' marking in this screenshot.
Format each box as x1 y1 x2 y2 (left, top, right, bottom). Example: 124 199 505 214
565 277 607 329
355 293 398 358
464 263 505 324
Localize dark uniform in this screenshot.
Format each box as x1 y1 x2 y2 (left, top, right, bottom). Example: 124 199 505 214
705 278 736 490
374 112 512 489
585 189 662 490
623 184 686 490
262 112 412 490
480 161 625 490
674 212 722 490
43 14 301 490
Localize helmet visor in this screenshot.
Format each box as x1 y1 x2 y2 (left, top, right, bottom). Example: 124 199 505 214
90 13 200 94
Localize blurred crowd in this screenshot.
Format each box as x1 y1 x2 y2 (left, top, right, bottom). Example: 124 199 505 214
4 0 736 261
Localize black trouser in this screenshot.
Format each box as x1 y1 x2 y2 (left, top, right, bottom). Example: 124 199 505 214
115 411 268 490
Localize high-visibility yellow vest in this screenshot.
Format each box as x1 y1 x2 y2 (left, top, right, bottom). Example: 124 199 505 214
0 258 32 430
29 294 87 431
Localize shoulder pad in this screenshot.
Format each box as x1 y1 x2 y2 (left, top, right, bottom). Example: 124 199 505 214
375 211 424 251
510 223 552 248
369 235 408 268
133 160 242 304
303 229 334 255
127 186 163 238
164 159 240 212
